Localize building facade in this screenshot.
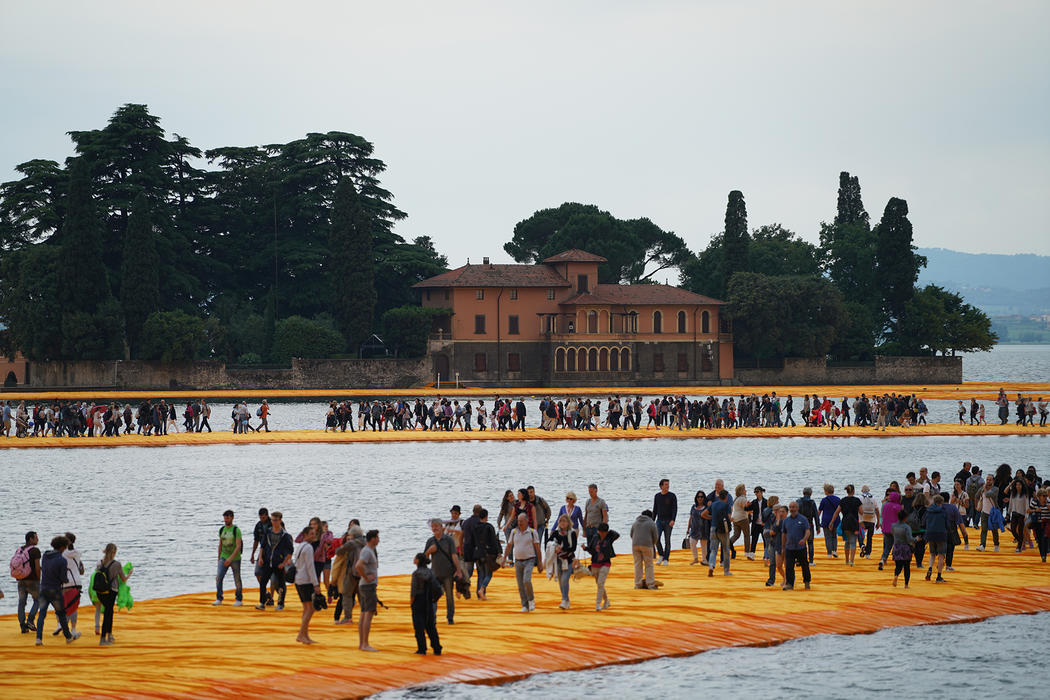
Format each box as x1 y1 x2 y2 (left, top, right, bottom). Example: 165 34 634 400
413 249 734 387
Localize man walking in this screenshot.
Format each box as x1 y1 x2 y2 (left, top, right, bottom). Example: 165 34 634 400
214 510 243 606
706 489 732 577
355 530 381 651
782 500 812 590
256 511 292 610
34 535 80 646
652 479 677 565
630 509 659 589
14 531 41 633
583 483 608 542
424 519 461 625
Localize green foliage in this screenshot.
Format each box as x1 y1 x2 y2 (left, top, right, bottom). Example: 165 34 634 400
236 352 264 365
0 159 67 249
886 285 997 356
271 315 345 364
138 310 206 361
381 306 450 358
60 299 125 360
722 190 749 288
121 193 160 356
505 202 689 284
58 159 113 313
329 179 376 352
828 301 880 361
0 245 63 360
874 197 926 331
726 272 847 359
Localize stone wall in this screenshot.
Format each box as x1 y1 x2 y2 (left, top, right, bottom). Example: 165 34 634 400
19 357 431 391
735 355 962 386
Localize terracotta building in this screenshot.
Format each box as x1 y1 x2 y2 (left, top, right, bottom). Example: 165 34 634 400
413 249 734 387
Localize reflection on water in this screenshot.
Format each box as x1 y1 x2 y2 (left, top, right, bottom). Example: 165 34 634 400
374 611 1050 698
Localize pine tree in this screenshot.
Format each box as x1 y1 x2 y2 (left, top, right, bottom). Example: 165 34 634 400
722 190 750 298
875 197 926 332
328 179 374 354
121 192 160 357
58 158 112 312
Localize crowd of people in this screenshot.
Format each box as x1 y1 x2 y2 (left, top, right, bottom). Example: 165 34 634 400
2 390 1047 439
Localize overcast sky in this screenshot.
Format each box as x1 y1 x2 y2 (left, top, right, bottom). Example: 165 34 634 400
2 0 1048 270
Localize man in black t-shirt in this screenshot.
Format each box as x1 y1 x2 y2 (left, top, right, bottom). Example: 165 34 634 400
652 479 678 565
16 531 42 633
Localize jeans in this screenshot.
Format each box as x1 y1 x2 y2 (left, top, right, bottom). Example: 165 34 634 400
823 526 838 555
784 549 810 587
730 519 750 553
632 545 655 587
476 561 493 593
35 587 71 641
257 564 286 606
980 513 999 547
709 531 731 572
437 576 455 622
557 561 572 602
216 558 242 601
514 558 535 607
592 565 610 607
411 598 440 653
880 532 895 563
861 522 876 556
17 578 40 630
655 520 673 561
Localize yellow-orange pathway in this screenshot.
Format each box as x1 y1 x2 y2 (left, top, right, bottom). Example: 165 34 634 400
2 535 1048 699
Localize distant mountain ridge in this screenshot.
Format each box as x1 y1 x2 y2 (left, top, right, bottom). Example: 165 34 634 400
917 248 1050 317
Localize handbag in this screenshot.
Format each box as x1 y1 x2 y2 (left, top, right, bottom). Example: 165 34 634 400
284 564 296 584
681 537 690 550
312 592 327 611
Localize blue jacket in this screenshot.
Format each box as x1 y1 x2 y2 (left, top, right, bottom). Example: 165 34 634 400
923 504 948 537
40 550 68 591
262 528 294 568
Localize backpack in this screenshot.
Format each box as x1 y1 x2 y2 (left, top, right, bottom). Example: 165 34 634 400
9 546 31 580
93 562 113 593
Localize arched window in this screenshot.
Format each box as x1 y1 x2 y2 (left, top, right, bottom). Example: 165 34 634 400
588 348 598 371
677 310 687 333
621 348 631 371
701 310 710 334
653 310 662 334
587 310 598 334
555 347 565 372
567 348 576 372
599 347 609 371
610 347 620 371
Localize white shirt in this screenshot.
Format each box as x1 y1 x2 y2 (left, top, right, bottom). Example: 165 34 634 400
292 542 319 585
63 548 84 588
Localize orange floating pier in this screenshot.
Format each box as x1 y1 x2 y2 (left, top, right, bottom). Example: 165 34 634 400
2 421 1048 449
1 381 1048 403
2 534 1048 699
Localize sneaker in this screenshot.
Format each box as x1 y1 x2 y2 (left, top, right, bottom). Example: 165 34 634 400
559 601 570 609
528 600 535 612
67 631 81 644
708 569 714 577
275 604 284 611
925 569 932 581
212 599 223 606
878 561 884 570
831 553 838 559
724 571 733 577
963 544 969 550
946 566 955 572
52 628 62 637
99 639 112 646
35 638 43 646
232 601 243 607
782 585 793 591
804 583 811 590
746 553 755 561
596 605 602 611
935 575 945 583
521 606 529 613
601 601 611 610
26 622 36 632
975 546 985 552
994 546 999 552
255 604 265 610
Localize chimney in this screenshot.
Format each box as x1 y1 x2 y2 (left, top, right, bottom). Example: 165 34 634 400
483 256 490 266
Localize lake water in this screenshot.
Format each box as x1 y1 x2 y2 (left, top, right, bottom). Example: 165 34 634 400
2 344 1048 697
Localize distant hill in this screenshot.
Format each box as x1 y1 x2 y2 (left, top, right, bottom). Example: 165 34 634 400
917 248 1050 317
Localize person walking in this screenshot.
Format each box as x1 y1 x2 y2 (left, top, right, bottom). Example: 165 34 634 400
53 532 84 638
652 479 677 565
858 485 880 558
333 525 365 624
550 514 578 608
584 523 619 611
781 500 812 591
34 535 80 646
833 484 862 566
705 489 732 577
891 510 916 588
797 487 819 565
198 400 212 432
250 508 272 606
977 475 1000 552
410 553 442 655
289 525 319 644
213 510 243 606
354 530 381 652
818 484 840 559
472 509 500 601
504 514 543 612
923 495 949 582
256 511 292 611
630 510 659 590
583 484 609 542
13 531 41 634
687 490 709 565
258 400 271 432
94 543 131 646
728 483 750 560
425 518 461 624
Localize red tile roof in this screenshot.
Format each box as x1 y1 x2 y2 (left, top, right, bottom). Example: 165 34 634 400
561 284 723 306
541 249 608 263
412 263 571 289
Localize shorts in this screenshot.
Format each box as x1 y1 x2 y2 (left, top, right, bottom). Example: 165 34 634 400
359 583 378 613
928 539 947 555
323 559 332 571
63 588 81 616
314 561 324 577
295 583 315 603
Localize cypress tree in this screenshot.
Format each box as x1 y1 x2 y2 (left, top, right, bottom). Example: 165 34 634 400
328 179 375 354
834 171 869 228
722 190 750 298
875 197 926 331
120 193 160 357
58 158 112 312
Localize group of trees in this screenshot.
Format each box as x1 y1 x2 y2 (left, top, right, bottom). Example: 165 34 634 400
0 104 448 363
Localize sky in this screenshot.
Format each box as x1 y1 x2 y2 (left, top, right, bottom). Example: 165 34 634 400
2 0 1048 271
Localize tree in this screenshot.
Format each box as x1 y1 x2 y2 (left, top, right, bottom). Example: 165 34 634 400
60 299 126 360
271 315 345 364
329 179 376 354
0 245 63 360
0 159 67 249
58 159 112 312
121 193 160 357
889 285 996 355
373 235 449 319
874 197 926 333
381 306 451 357
726 272 847 358
138 310 206 362
722 190 750 288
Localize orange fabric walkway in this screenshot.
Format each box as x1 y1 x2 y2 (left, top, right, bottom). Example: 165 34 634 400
2 421 1048 450
2 380 1048 402
2 533 1048 699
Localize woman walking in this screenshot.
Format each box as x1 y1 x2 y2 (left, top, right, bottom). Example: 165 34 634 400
584 523 619 611
878 491 903 570
292 525 319 644
891 510 916 588
1007 477 1032 551
833 485 862 566
687 490 709 565
410 553 441 655
550 514 578 609
729 484 751 559
818 484 840 559
95 544 132 646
